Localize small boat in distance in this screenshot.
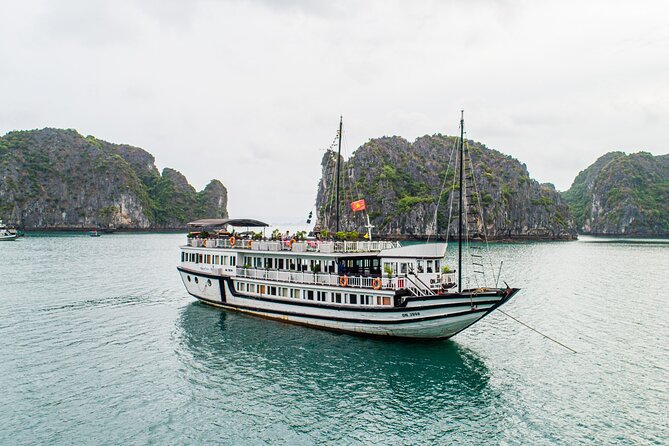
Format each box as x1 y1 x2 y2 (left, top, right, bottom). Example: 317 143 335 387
176 114 520 339
88 230 101 237
0 220 18 241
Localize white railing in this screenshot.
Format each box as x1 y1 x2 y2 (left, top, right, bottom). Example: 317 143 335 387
235 267 403 291
186 238 400 253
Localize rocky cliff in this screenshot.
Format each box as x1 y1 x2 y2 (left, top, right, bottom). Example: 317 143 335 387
0 128 228 229
562 151 669 235
315 135 577 240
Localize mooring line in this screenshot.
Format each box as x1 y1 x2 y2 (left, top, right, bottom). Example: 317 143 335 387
498 309 577 353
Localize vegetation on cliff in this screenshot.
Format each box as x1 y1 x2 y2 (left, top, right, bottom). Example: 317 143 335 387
562 151 669 235
315 135 576 239
0 128 228 229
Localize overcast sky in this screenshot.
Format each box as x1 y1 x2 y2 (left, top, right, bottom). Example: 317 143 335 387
1 0 668 223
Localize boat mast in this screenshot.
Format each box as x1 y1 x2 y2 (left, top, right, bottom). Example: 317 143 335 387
458 110 464 293
336 115 343 233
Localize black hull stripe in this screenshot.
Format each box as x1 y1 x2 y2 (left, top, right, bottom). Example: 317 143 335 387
177 266 512 313
186 290 498 325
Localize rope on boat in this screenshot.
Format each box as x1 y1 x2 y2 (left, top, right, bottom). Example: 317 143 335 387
497 309 578 354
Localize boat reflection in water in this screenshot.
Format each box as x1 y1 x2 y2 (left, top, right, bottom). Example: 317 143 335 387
175 302 506 443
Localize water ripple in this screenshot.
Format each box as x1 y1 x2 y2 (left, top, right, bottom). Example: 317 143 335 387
0 234 667 445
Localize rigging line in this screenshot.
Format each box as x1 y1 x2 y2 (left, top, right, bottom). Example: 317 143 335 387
343 129 368 231
340 131 353 232
325 148 339 232
445 143 459 244
497 309 578 354
427 136 458 243
465 139 496 287
464 139 489 287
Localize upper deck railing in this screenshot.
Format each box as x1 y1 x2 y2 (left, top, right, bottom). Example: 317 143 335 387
186 238 400 254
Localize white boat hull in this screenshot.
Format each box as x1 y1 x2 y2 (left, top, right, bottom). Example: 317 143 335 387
0 234 17 241
178 268 517 339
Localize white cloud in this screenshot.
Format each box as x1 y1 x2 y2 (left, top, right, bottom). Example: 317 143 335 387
1 0 668 223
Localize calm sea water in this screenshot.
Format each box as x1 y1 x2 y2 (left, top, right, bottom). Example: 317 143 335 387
0 233 667 445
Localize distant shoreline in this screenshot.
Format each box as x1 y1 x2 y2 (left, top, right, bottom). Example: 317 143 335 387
16 228 668 239
21 227 186 233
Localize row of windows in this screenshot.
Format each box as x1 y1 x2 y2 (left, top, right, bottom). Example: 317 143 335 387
235 282 391 306
384 259 441 274
244 256 336 273
182 252 237 267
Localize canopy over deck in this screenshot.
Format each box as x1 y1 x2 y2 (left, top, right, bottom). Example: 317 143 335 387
187 218 269 231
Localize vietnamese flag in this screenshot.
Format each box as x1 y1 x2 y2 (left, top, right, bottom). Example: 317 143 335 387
351 199 366 212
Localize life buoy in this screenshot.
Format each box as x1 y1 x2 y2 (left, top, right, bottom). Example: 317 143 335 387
246 239 253 248
372 278 382 290
339 275 349 287
203 239 207 247
290 238 296 246
229 236 236 246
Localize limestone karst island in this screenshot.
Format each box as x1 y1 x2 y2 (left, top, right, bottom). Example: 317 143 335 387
2 128 666 238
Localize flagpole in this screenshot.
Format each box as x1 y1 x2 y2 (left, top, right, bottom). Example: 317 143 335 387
365 213 374 241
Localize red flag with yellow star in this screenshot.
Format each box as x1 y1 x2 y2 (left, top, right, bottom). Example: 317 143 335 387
350 199 366 212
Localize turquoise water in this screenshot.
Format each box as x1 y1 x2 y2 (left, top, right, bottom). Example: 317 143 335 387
0 233 667 445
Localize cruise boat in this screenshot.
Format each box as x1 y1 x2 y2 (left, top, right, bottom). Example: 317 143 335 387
0 220 18 241
176 114 520 339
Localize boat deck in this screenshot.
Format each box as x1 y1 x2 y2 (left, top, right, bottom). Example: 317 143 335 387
186 238 400 254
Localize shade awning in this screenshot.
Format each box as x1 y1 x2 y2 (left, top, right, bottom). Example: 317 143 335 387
187 218 269 231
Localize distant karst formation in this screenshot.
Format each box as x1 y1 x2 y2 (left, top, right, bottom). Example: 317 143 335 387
0 128 228 229
562 151 669 236
315 135 577 240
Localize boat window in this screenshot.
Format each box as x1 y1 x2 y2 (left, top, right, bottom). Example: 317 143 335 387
334 292 342 304
349 294 357 305
400 263 407 274
231 256 236 266
250 284 256 293
187 275 191 282
417 260 424 273
317 291 327 302
383 296 390 305
269 286 276 295
258 285 265 294
194 277 199 284
427 260 433 273
306 290 314 300
435 260 440 271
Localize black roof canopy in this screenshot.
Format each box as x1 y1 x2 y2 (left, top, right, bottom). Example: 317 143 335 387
187 218 269 231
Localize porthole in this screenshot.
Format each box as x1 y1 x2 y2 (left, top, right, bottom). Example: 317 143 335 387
194 277 199 284
187 275 191 282
207 279 212 286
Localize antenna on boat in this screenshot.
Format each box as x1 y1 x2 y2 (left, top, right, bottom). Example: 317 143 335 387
458 110 464 293
336 115 343 233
